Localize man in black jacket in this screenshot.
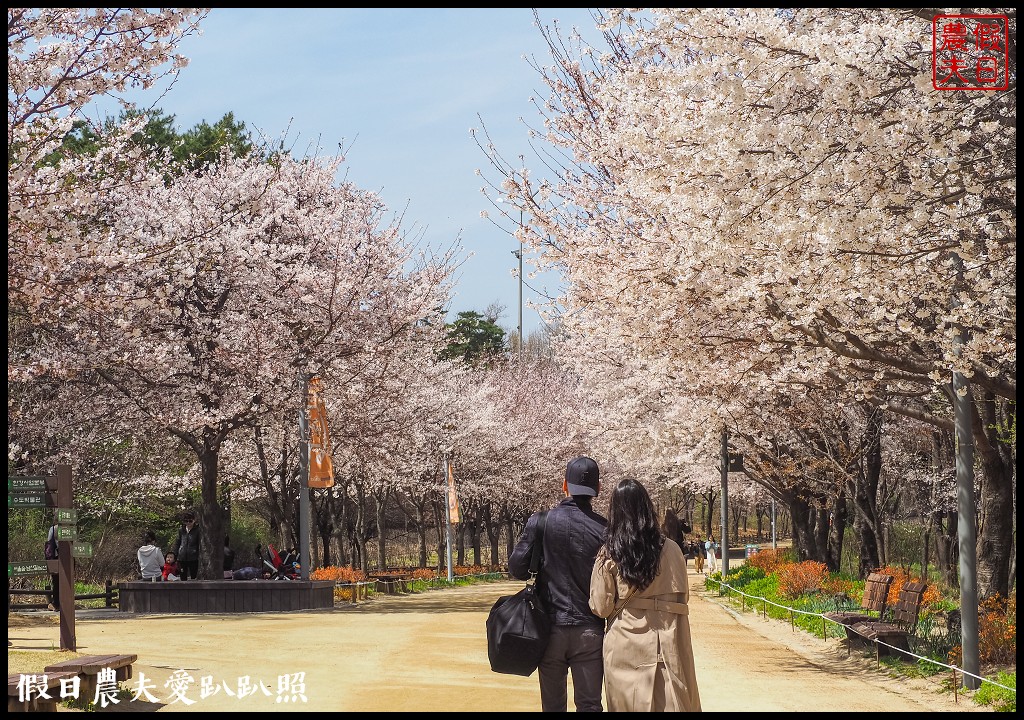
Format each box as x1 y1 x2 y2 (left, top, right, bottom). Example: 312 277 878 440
173 511 201 580
509 456 608 712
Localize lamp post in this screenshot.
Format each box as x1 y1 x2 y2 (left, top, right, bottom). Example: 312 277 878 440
513 209 524 362
719 426 729 578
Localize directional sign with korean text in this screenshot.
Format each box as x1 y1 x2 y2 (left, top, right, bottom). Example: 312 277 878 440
56 508 78 524
9 476 50 491
9 562 49 577
8 492 50 508
71 542 93 558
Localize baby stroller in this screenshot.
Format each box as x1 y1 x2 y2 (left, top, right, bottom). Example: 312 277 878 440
256 543 300 580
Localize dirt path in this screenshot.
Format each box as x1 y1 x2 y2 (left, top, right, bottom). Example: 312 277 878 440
8 569 989 712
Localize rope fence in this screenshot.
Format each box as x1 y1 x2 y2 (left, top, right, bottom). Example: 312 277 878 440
708 576 1016 699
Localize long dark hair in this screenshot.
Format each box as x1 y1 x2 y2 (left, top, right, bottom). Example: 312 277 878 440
604 478 664 591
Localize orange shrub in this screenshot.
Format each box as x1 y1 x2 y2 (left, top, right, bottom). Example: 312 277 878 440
978 592 1016 665
746 548 792 577
311 565 368 583
877 565 942 609
411 568 437 581
822 576 856 598
778 561 829 599
453 564 488 577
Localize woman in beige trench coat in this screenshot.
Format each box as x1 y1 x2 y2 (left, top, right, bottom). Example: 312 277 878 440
590 478 701 712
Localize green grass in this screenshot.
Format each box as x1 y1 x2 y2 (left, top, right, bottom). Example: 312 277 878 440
973 671 1016 712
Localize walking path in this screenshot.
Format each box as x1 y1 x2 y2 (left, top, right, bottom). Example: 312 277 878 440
8 568 988 712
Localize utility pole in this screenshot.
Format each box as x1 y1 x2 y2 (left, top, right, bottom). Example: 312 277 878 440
720 426 729 578
951 253 980 690
516 209 524 362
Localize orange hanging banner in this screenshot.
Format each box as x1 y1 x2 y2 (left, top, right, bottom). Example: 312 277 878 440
307 376 335 488
447 459 461 524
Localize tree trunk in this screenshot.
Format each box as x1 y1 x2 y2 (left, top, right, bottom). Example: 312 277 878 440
788 494 815 562
353 482 368 572
456 520 466 567
432 499 445 575
374 488 390 571
825 494 848 573
197 439 224 581
974 393 1015 599
848 408 883 578
484 503 501 568
505 514 516 562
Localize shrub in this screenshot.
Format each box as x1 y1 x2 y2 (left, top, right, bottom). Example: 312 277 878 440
311 565 367 583
410 568 436 581
777 561 829 599
977 592 1016 665
724 564 766 587
453 564 489 577
877 565 942 609
745 548 791 577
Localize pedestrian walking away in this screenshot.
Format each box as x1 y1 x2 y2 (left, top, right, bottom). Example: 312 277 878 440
508 455 608 712
590 478 701 712
172 511 201 580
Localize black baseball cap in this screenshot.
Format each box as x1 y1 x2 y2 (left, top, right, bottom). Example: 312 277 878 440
565 456 600 497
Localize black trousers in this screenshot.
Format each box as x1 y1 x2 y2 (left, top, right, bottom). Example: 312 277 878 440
179 560 199 580
538 624 605 712
49 573 60 610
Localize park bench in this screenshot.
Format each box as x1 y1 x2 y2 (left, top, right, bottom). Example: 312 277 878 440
851 580 928 660
822 572 893 643
8 670 78 712
43 653 137 705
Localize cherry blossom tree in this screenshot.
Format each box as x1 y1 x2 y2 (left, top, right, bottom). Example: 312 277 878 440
478 8 1014 596
9 9 461 578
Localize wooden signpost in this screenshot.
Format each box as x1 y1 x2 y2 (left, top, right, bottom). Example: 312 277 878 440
8 464 76 651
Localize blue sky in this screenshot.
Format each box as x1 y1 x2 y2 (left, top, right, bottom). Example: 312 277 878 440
88 8 607 337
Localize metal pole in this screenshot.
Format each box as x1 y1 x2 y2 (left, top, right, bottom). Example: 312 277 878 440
720 427 729 577
444 452 454 582
953 359 980 689
771 498 777 550
297 374 311 581
950 252 979 690
518 209 524 361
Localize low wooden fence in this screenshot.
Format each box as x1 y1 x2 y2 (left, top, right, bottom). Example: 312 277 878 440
7 580 118 610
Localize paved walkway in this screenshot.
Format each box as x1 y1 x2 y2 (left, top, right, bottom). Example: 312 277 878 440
8 566 984 712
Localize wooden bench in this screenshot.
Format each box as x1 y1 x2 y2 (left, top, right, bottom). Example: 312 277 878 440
852 580 928 660
43 654 137 705
822 572 893 644
8 671 79 712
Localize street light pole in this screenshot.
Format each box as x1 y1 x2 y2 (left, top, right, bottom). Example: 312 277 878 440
517 210 524 361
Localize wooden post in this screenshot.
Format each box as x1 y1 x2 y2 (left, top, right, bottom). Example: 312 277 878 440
56 464 76 651
105 580 113 608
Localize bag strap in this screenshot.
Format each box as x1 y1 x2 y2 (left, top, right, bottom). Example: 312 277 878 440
610 584 639 620
529 511 548 579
